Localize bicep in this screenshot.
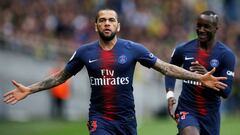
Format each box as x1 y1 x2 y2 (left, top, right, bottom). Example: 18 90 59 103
135 44 157 68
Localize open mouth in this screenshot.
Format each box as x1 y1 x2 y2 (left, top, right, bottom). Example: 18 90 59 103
103 29 111 33
198 33 207 39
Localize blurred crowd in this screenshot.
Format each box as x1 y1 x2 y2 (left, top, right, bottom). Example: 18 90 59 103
0 0 239 113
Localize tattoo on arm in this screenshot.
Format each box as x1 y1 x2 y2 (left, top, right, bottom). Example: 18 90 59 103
29 69 72 93
153 59 201 81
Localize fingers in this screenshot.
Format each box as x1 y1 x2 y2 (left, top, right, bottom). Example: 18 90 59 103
216 82 228 88
191 61 199 65
190 66 204 71
3 92 18 105
215 84 226 90
208 68 216 75
190 61 207 75
212 87 220 91
12 80 21 88
168 106 175 119
216 77 227 81
211 82 228 91
3 90 13 98
168 97 176 119
5 97 18 105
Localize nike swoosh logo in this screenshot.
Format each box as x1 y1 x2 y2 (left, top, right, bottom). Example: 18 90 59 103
184 57 194 60
89 59 98 63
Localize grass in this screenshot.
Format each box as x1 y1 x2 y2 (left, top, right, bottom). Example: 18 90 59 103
0 116 239 135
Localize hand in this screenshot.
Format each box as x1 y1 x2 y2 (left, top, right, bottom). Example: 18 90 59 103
190 61 208 75
167 97 176 120
3 80 31 105
200 68 227 91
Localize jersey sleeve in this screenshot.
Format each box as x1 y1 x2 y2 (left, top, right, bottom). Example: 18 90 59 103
65 49 84 75
135 44 157 68
218 51 236 98
165 45 184 91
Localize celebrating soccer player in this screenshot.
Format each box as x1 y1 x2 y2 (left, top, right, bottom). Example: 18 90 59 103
165 10 236 135
3 9 227 135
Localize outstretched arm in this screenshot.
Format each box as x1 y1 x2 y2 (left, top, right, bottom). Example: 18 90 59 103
153 59 227 91
3 69 72 105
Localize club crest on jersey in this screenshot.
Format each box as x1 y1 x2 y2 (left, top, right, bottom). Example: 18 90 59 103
210 59 219 67
118 55 127 64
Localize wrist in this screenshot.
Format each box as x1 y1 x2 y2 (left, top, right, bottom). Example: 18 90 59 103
166 91 174 100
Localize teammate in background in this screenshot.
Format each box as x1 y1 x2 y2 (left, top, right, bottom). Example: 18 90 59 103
3 9 227 135
49 59 71 119
165 11 236 135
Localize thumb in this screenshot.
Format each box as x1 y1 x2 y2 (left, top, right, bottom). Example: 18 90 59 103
208 67 216 75
11 80 21 88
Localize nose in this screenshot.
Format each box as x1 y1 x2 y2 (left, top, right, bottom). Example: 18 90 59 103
104 20 111 25
198 26 205 32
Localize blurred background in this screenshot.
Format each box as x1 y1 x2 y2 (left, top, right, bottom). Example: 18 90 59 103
0 0 239 135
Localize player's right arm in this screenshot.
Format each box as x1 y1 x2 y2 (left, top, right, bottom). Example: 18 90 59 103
165 46 183 119
3 69 72 105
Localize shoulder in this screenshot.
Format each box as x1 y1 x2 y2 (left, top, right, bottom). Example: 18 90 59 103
74 41 98 55
69 41 98 59
175 39 197 50
76 41 98 52
118 38 145 49
216 42 236 57
216 42 236 65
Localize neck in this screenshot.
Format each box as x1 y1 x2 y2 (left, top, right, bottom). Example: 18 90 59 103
199 38 216 51
99 36 117 51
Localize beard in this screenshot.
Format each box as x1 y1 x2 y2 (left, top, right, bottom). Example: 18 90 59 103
98 31 116 41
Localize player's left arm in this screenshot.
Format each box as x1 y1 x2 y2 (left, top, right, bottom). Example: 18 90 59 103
218 52 236 98
134 43 227 91
152 58 227 91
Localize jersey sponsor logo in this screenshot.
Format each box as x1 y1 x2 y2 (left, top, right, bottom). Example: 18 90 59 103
226 70 234 77
183 80 202 86
118 55 127 64
90 76 129 85
210 59 219 67
90 69 130 86
184 56 194 60
89 59 98 63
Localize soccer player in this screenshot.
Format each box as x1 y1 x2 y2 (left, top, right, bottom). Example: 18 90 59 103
3 9 227 135
165 11 236 135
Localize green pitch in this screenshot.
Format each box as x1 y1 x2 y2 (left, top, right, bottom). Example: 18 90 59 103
0 115 239 135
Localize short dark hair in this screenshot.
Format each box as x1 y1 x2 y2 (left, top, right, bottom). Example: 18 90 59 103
200 10 219 25
95 9 118 23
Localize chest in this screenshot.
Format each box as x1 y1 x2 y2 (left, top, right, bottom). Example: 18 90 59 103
181 49 221 70
83 49 136 76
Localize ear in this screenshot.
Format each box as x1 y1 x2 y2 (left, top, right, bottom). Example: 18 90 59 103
117 23 120 32
95 23 98 32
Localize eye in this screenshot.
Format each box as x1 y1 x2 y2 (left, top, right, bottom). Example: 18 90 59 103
204 24 211 29
98 18 106 23
196 23 212 30
109 18 116 22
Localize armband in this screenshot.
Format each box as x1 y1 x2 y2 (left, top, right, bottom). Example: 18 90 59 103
166 91 174 100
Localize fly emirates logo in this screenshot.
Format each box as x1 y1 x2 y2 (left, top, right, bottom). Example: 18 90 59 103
90 69 129 86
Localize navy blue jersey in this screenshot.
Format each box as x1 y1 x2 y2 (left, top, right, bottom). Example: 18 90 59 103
165 39 236 116
65 38 157 120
